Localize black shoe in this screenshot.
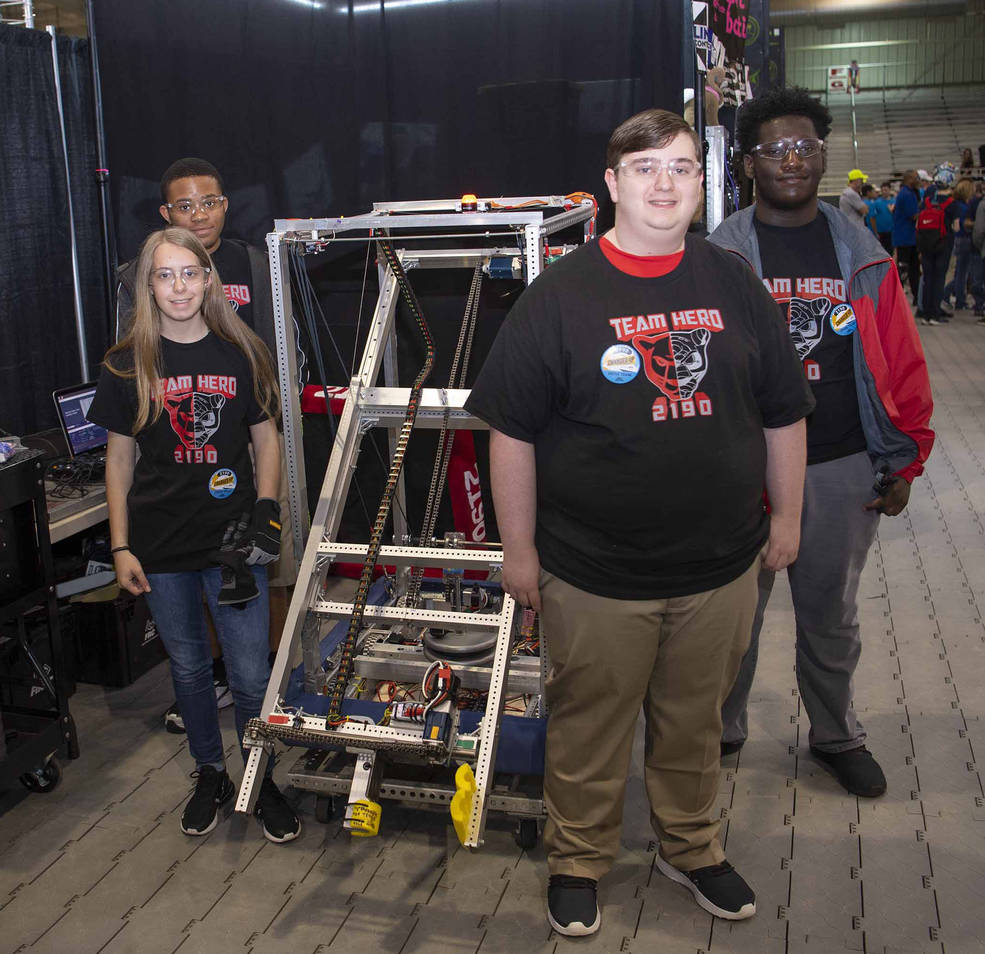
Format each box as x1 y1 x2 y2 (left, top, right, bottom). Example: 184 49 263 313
939 303 954 317
255 777 301 843
720 740 744 757
180 766 235 836
810 745 887 797
547 875 601 936
655 855 756 920
164 702 185 734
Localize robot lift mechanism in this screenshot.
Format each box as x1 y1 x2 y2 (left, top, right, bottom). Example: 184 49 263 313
235 194 597 848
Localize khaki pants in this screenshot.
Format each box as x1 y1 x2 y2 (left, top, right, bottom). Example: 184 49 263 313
540 554 761 880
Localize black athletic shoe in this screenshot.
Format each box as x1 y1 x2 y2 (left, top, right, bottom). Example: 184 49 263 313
180 766 234 836
720 740 744 757
164 702 185 734
939 303 954 317
656 855 756 919
255 778 301 843
547 875 601 936
810 745 887 797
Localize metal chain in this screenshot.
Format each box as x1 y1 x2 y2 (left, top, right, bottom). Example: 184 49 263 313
406 265 483 607
325 239 434 723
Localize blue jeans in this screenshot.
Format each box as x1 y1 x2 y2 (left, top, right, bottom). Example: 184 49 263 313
969 248 985 313
944 235 973 308
144 566 270 770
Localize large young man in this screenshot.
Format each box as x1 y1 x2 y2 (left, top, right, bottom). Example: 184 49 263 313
710 87 934 797
466 109 814 936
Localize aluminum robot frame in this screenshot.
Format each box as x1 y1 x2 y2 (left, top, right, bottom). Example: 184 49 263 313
236 195 596 849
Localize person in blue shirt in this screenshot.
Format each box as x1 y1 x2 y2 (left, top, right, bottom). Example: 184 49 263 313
944 178 975 310
867 182 895 254
893 170 921 304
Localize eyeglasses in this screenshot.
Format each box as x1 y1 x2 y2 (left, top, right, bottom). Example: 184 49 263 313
749 138 825 161
150 266 211 287
165 196 226 215
616 157 702 179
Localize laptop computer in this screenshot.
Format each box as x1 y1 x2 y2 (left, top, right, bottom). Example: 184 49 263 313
52 382 108 461
47 383 108 525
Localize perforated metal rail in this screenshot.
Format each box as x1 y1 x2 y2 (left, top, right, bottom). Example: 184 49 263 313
325 239 435 724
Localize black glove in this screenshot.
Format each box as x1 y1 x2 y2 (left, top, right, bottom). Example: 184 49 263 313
243 498 281 566
210 512 259 607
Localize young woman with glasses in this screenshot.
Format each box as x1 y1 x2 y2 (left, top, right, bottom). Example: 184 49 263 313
87 227 300 843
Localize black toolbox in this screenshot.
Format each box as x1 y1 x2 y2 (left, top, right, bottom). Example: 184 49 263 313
73 584 167 687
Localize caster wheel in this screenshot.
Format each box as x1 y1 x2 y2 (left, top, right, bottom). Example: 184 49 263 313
20 758 61 794
514 818 538 850
315 794 336 824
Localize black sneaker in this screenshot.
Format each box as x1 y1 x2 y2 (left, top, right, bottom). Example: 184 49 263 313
164 702 185 734
255 778 301 843
180 766 234 836
547 875 601 936
656 856 755 919
212 658 233 710
939 303 954 317
720 740 744 757
810 745 887 797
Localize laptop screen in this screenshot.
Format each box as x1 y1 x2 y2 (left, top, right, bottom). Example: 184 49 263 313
52 383 108 458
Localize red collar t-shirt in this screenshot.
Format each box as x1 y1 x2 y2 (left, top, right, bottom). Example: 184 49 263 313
599 235 684 278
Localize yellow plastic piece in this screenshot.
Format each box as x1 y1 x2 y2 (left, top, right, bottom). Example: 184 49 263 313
450 762 477 845
347 798 382 837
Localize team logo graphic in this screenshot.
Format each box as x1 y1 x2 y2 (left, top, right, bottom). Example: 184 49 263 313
787 296 828 361
224 283 251 312
164 391 226 449
632 328 712 401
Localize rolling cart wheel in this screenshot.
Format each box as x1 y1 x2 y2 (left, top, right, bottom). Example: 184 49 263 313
20 758 61 794
315 794 336 823
514 818 539 851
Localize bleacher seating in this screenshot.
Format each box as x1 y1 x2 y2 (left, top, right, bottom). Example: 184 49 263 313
817 85 985 195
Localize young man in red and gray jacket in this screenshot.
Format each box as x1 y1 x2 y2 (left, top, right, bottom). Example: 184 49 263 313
709 86 934 798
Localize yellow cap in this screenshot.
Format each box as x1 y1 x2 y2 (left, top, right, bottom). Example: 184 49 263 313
848 169 868 182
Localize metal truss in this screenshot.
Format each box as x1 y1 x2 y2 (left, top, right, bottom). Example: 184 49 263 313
237 195 594 849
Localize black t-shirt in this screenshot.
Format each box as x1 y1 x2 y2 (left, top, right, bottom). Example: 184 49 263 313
88 332 267 573
465 236 815 600
754 215 867 466
211 240 255 331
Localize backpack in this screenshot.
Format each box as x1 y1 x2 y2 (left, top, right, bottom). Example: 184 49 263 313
916 196 954 254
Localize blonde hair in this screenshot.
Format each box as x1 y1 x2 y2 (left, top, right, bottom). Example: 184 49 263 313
954 178 974 203
103 227 279 433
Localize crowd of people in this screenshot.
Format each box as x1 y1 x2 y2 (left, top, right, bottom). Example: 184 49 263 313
839 163 985 323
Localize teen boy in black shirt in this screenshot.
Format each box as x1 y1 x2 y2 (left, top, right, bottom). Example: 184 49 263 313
466 109 813 936
710 86 934 798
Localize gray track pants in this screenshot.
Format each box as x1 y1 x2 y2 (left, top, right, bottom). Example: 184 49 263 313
721 451 880 752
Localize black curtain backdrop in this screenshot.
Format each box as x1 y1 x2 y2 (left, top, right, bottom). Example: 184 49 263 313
0 25 108 436
93 0 685 540
94 0 685 259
